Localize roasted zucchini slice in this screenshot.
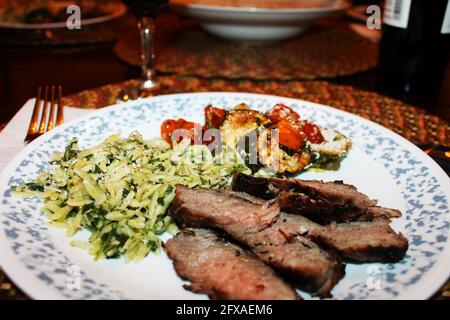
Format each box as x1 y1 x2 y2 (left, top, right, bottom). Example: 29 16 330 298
257 128 312 174
220 104 270 148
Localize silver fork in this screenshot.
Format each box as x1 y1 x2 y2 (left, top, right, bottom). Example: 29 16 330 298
24 85 64 143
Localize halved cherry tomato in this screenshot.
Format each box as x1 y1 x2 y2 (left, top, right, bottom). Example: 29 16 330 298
176 119 188 129
299 121 324 144
276 119 305 151
161 119 178 144
205 105 226 129
266 104 300 124
178 119 202 144
161 118 202 145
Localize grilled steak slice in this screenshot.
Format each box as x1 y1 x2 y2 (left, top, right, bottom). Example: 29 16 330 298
241 222 345 297
276 191 355 223
170 186 345 297
277 191 401 223
165 228 300 300
309 219 409 263
229 182 407 262
223 194 344 291
366 206 402 219
170 185 279 238
269 213 408 263
231 172 283 200
232 173 401 224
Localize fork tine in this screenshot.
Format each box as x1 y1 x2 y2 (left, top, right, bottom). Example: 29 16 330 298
56 85 64 126
26 86 42 138
38 86 49 135
25 85 63 143
47 86 56 131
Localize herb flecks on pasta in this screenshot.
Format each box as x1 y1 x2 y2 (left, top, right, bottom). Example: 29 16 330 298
13 132 252 261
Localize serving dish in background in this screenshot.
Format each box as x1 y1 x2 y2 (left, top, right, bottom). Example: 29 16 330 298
171 0 350 41
0 1 126 46
0 1 126 30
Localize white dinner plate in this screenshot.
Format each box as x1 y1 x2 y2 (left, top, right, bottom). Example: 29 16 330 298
0 92 449 300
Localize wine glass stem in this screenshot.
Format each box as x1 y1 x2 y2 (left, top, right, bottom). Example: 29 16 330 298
138 17 158 90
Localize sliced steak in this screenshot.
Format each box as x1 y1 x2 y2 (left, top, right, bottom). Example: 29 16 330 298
309 219 409 263
165 228 300 300
231 172 285 200
366 206 402 219
229 180 407 262
286 179 376 213
169 185 345 297
170 185 280 238
276 191 358 224
242 225 345 297
232 173 401 224
259 211 408 263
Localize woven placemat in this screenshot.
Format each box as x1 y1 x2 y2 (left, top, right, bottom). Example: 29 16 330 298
115 14 378 80
62 76 449 146
1 76 449 299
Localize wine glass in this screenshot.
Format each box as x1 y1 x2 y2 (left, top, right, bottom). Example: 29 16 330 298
119 0 170 100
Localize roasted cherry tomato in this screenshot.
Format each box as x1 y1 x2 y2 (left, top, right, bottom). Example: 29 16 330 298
161 118 202 145
175 119 188 129
178 119 202 143
299 121 324 144
205 105 226 129
161 119 178 144
276 119 305 151
266 104 300 124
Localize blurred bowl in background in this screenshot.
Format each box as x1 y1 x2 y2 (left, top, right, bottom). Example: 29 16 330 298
171 0 350 41
0 1 127 46
0 1 126 30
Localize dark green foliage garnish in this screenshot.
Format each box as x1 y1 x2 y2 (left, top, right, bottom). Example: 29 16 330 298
63 138 80 161
310 153 345 171
93 164 102 174
82 204 107 231
24 183 44 192
107 154 116 165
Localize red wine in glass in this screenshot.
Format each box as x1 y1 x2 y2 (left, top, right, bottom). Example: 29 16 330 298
120 0 170 97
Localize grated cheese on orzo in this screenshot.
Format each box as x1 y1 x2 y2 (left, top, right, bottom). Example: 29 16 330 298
13 132 252 261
